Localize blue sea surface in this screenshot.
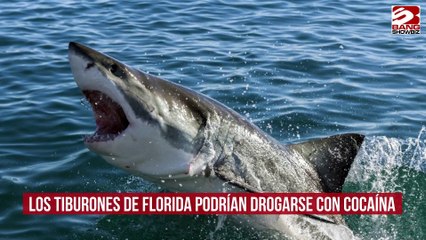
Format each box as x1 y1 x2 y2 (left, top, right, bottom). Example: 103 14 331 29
1 1 425 239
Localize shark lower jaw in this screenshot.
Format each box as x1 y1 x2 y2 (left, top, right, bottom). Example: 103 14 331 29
83 90 130 143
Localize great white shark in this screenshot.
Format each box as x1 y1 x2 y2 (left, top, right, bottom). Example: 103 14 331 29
68 42 364 239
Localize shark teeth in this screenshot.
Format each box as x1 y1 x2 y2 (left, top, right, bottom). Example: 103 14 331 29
84 133 120 143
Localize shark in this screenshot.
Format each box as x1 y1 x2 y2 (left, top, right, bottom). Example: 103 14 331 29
68 42 364 239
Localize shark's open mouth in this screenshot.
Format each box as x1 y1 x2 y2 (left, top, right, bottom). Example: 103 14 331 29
83 90 129 142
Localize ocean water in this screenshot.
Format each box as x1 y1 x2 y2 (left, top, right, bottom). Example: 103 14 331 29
1 1 425 239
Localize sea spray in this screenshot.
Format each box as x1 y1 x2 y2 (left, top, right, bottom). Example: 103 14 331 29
346 127 426 239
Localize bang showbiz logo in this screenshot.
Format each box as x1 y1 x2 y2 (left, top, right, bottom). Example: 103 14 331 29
392 6 421 34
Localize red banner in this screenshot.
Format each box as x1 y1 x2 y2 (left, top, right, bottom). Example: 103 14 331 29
22 192 402 215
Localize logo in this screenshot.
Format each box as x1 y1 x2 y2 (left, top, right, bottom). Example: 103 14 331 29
392 6 421 34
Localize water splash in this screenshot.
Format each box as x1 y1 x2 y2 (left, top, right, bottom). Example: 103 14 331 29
404 126 426 172
348 126 426 187
346 127 426 240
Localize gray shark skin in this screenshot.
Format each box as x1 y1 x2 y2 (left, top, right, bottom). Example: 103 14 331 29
68 42 364 240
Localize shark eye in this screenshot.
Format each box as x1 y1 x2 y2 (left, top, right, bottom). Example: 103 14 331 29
110 63 119 75
86 62 95 69
108 63 126 79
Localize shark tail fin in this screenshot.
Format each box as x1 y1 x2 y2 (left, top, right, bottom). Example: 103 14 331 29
290 133 364 193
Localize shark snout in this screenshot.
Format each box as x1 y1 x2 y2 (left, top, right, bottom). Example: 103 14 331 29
68 42 96 62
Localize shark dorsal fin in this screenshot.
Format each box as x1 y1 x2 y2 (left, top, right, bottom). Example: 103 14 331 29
290 133 364 192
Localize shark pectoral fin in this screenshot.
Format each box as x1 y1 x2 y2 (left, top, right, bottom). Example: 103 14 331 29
290 133 365 193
